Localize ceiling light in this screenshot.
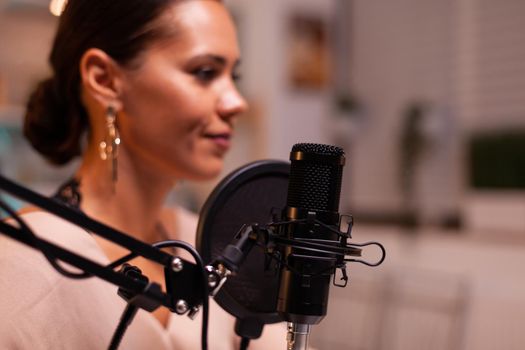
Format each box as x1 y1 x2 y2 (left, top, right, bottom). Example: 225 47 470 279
49 0 67 17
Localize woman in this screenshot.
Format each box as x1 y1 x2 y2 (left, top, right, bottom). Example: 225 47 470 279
0 0 285 348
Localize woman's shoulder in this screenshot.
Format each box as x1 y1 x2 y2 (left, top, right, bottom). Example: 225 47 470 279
0 210 108 307
0 211 172 349
0 212 105 345
2 210 104 260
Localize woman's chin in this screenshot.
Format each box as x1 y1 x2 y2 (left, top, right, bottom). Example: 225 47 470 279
186 162 224 182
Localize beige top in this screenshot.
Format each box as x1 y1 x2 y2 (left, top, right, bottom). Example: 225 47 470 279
0 208 280 350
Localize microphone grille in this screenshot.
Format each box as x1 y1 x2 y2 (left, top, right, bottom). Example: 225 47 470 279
291 143 344 156
287 143 344 213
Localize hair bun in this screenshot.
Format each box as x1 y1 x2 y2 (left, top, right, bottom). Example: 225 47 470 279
24 78 83 165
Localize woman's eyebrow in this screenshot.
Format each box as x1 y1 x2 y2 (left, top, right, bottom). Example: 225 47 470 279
191 54 226 65
191 54 241 67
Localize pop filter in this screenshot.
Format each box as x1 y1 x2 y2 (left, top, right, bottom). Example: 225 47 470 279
196 160 289 336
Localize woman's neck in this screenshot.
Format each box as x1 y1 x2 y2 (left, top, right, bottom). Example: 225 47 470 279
76 145 176 244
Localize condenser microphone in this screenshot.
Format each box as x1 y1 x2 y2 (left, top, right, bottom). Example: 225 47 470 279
197 143 384 348
276 143 345 348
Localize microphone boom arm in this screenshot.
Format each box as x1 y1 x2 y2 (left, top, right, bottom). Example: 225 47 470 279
0 174 209 314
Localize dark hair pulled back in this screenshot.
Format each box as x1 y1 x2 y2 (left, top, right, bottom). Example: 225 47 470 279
24 0 177 165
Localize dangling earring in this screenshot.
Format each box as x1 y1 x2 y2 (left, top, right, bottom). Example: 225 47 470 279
99 105 120 188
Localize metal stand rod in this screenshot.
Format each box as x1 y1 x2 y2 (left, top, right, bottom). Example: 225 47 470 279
286 323 310 350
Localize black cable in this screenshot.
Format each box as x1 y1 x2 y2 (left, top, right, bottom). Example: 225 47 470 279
108 304 139 350
107 252 137 270
0 198 90 279
153 240 210 350
108 239 210 350
240 337 251 350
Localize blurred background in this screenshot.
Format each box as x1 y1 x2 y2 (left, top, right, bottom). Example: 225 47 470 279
0 0 524 349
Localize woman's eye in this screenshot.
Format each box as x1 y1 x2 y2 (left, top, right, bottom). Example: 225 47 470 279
192 67 217 82
232 71 242 82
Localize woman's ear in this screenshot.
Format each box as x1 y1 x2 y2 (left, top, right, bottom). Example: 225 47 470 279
80 48 124 110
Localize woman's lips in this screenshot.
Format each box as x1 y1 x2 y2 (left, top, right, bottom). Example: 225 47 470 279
205 133 232 150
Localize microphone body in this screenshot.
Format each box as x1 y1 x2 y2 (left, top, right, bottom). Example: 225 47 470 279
277 143 345 326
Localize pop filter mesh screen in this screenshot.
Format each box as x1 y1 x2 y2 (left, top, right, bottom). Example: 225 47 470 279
197 161 289 322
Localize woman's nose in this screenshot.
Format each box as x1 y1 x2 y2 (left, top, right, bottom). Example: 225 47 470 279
217 86 248 121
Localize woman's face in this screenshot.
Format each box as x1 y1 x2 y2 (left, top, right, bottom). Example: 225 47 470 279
117 0 247 181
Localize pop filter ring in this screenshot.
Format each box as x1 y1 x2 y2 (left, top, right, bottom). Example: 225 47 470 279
196 160 290 326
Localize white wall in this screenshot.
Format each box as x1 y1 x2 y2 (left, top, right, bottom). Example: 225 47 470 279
227 0 338 161
310 225 525 350
346 0 463 220
457 0 525 132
